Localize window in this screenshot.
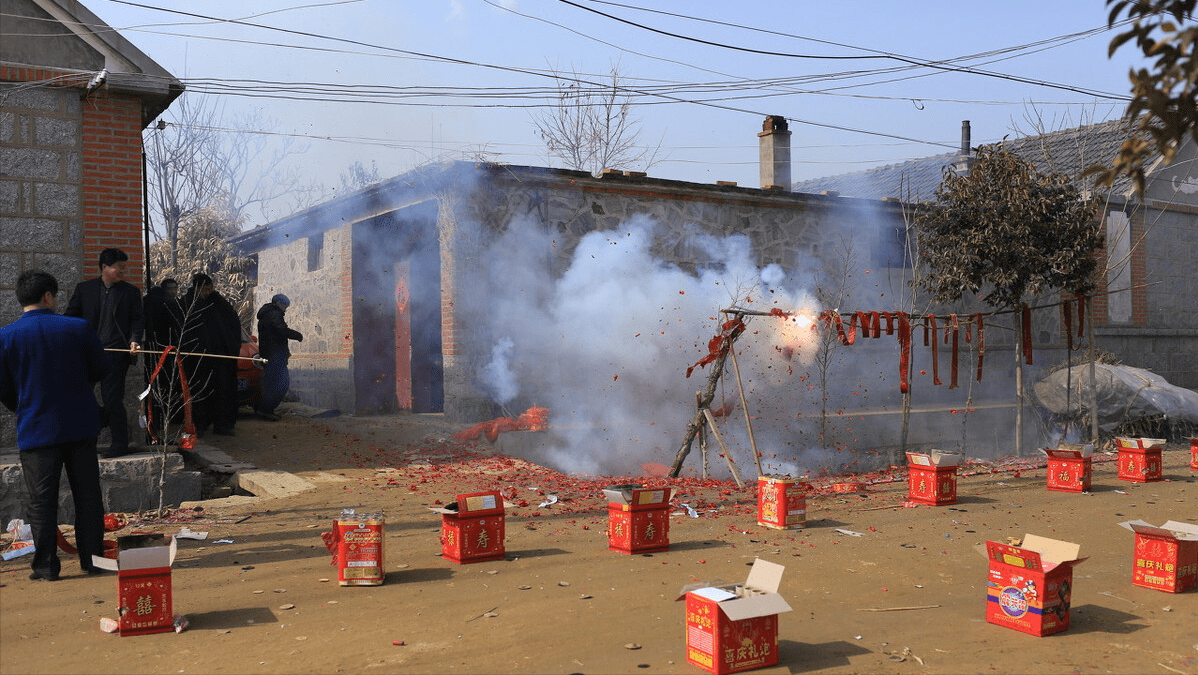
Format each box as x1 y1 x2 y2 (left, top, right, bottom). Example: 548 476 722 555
308 232 324 272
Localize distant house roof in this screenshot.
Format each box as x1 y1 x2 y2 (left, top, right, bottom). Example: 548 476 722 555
792 118 1147 202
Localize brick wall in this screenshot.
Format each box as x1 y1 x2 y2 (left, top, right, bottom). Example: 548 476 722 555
1 75 147 449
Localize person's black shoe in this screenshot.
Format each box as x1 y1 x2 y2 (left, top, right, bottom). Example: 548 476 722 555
29 571 60 581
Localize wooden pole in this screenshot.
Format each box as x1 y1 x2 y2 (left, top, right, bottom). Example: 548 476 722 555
106 347 266 363
727 340 763 477
703 408 745 488
697 391 709 479
669 349 731 477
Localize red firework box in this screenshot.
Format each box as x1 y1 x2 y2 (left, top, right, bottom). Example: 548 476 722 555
1041 443 1093 493
983 534 1086 637
906 450 962 505
603 484 673 554
756 475 806 530
681 558 793 674
92 535 178 637
1190 437 1197 471
1116 437 1165 482
431 491 506 564
1118 520 1198 593
321 512 385 586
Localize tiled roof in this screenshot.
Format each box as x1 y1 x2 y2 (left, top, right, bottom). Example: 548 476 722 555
792 118 1144 202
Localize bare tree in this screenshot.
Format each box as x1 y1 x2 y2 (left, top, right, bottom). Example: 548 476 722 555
532 66 662 177
148 205 255 326
145 93 315 253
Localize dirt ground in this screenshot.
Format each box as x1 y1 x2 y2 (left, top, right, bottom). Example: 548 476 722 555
1 408 1195 675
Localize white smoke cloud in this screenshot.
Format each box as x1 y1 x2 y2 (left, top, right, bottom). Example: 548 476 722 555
482 337 519 405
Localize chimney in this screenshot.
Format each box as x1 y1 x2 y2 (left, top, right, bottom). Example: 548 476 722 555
758 115 791 190
954 120 974 176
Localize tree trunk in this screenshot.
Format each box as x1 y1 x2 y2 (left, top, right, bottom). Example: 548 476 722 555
1015 311 1025 458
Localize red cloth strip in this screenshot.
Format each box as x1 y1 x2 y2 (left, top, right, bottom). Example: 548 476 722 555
1022 306 1034 365
883 311 896 336
974 313 985 382
928 315 941 385
898 312 911 394
949 314 959 389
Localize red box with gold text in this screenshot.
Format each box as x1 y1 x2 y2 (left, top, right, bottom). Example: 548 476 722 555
1042 443 1093 493
93 536 178 636
681 558 792 674
603 485 672 554
1116 437 1164 483
756 476 806 530
431 491 506 564
1118 520 1198 593
907 451 961 505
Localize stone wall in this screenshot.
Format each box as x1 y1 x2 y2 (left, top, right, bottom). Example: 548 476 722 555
0 84 87 448
0 450 201 526
255 223 356 412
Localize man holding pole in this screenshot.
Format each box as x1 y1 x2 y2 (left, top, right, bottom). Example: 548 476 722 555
1 270 112 580
65 248 144 458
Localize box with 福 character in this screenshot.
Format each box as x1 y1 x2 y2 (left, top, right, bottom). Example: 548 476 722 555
680 558 793 674
603 484 672 554
430 491 506 564
1115 437 1164 482
906 450 961 505
1041 443 1093 493
1118 520 1198 593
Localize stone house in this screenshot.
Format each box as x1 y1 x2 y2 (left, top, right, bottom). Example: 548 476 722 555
232 118 1117 470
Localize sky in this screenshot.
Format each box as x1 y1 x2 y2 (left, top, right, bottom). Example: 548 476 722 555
81 0 1149 227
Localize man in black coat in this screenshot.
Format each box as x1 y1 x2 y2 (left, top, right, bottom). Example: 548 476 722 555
142 278 183 440
180 273 241 436
65 248 144 458
255 294 303 420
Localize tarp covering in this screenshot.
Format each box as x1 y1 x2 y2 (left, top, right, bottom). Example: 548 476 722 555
1032 363 1198 433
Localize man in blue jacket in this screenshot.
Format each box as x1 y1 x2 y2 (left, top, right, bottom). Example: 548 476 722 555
65 248 144 457
1 270 112 581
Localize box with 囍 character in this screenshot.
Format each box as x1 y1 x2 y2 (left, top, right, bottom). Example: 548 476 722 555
92 535 178 636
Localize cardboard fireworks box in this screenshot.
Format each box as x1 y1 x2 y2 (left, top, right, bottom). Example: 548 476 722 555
682 558 793 674
1041 443 1093 493
431 491 506 564
1118 520 1198 593
756 476 806 530
321 512 385 586
603 484 672 554
906 450 961 505
92 535 178 636
983 534 1086 637
1115 437 1165 482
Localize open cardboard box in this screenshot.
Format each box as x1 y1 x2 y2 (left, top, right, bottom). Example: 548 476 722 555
1041 443 1094 492
92 535 178 636
982 534 1086 636
602 484 672 509
680 558 793 674
1118 520 1198 593
906 450 962 467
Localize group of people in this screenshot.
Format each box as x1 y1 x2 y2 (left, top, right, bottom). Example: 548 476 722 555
0 248 303 582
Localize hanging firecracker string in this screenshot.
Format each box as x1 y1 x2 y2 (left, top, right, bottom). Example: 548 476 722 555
1022 306 1034 365
974 313 985 382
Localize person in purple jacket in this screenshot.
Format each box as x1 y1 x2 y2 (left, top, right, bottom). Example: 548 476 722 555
0 270 112 581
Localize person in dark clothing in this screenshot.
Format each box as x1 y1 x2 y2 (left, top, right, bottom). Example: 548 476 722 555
1 270 112 581
180 274 241 436
142 278 184 440
64 247 144 458
255 294 303 421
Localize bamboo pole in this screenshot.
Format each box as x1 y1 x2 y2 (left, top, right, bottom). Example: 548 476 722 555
703 408 745 488
106 347 267 363
726 340 763 477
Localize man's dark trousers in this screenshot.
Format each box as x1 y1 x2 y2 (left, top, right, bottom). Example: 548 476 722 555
101 352 131 450
20 437 105 578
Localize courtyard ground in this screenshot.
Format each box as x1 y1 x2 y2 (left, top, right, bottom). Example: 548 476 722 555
0 408 1195 675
